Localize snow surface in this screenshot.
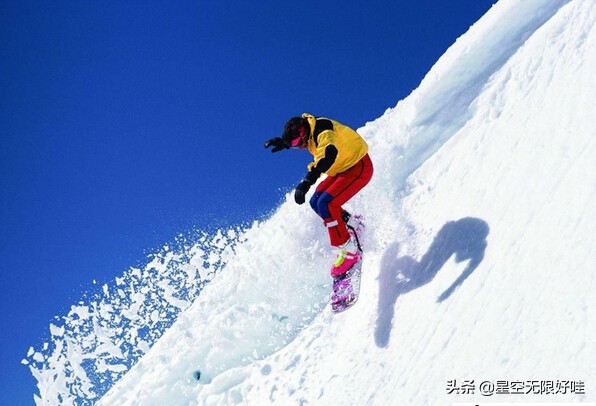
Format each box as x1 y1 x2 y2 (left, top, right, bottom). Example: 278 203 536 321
26 0 595 404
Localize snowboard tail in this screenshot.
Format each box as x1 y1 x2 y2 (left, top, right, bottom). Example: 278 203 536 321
331 259 362 313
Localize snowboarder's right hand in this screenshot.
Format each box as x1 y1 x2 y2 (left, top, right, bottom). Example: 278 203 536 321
294 180 312 205
264 137 289 153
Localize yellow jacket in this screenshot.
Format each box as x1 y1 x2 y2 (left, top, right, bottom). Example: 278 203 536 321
303 113 368 177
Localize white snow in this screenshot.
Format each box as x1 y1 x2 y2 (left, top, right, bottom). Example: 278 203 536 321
27 0 596 404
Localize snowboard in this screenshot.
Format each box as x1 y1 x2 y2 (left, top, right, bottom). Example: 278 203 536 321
331 214 365 313
331 254 363 313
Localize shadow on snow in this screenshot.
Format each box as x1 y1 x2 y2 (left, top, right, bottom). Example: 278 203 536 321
375 217 489 348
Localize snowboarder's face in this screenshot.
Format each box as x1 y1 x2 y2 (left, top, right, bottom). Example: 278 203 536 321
290 126 308 149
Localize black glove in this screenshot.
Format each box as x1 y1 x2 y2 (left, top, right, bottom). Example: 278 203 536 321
294 180 312 205
264 137 289 153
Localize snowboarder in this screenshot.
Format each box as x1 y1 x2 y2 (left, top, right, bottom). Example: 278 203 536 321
265 113 373 278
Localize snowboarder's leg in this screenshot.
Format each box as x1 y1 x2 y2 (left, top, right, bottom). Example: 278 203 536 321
309 175 336 217
315 192 352 246
316 154 374 247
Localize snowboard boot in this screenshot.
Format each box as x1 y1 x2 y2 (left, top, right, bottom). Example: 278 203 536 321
330 237 361 278
341 211 364 251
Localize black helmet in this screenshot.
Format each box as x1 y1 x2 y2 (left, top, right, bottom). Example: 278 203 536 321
282 116 309 149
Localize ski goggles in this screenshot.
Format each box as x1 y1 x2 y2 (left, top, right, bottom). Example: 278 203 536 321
289 126 307 148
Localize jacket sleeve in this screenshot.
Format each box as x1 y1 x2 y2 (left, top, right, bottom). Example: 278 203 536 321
305 131 338 183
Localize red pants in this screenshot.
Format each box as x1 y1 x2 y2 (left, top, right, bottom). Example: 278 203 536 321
309 154 373 246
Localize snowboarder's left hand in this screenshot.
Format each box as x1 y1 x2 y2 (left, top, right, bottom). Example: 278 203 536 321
264 137 289 153
294 180 311 204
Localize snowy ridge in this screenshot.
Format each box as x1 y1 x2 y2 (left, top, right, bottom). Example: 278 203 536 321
24 228 249 403
30 0 596 404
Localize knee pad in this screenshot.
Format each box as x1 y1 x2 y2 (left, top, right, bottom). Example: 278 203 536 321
316 192 334 219
309 192 322 214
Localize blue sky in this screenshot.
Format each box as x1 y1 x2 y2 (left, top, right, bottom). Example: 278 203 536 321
0 0 495 403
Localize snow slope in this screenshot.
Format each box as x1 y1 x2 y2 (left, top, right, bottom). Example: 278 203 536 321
32 0 596 404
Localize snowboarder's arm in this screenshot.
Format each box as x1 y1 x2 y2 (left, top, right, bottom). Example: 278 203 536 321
305 130 339 182
294 140 338 205
305 144 338 183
